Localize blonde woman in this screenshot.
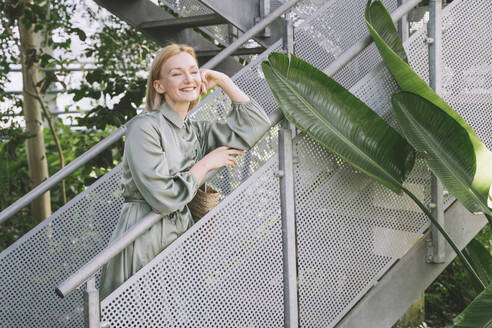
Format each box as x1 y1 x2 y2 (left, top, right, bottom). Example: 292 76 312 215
99 44 271 299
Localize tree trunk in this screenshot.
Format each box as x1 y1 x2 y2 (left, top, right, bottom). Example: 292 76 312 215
18 3 52 222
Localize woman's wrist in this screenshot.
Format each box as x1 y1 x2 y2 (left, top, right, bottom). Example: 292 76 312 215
190 159 211 185
219 76 250 103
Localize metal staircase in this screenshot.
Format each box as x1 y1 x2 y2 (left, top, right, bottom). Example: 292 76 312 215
1 0 491 327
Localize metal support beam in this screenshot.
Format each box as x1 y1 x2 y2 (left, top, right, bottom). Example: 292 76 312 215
94 0 242 76
427 0 446 264
198 0 281 47
138 13 227 29
84 276 100 328
278 16 299 328
255 0 271 38
336 202 487 328
202 0 299 70
195 46 265 57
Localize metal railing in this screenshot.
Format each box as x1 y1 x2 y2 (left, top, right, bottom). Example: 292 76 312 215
0 124 128 225
55 1 426 327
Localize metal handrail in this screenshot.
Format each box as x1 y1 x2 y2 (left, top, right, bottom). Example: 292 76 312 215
56 211 161 297
1 2 298 227
55 0 424 298
0 124 128 225
55 111 281 298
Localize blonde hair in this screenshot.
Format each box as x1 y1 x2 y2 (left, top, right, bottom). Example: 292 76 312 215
145 43 200 111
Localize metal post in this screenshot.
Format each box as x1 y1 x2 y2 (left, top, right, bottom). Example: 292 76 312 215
255 0 271 37
397 0 409 43
84 276 101 328
427 0 446 263
278 14 299 328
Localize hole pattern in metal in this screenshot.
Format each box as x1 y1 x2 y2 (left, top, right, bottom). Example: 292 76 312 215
101 159 283 327
0 167 123 327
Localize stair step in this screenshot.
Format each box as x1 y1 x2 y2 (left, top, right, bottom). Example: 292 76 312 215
138 13 228 30
195 46 265 57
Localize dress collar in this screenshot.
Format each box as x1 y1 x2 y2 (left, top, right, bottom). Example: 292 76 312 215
159 101 189 128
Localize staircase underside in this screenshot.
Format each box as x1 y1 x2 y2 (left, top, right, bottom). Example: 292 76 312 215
336 201 488 328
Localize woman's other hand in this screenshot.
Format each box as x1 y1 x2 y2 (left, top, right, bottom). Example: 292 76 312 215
202 146 244 170
190 146 245 185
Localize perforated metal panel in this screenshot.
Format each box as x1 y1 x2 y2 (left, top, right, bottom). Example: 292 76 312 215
294 138 431 327
440 0 492 153
0 167 123 327
101 158 284 327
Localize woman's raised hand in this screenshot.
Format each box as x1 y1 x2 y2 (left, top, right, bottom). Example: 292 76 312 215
199 69 228 95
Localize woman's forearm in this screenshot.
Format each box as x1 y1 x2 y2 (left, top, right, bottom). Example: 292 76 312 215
190 160 209 186
219 76 250 103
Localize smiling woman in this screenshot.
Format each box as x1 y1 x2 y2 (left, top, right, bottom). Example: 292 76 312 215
99 43 271 299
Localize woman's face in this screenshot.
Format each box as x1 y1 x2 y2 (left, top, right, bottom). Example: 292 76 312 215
154 52 201 105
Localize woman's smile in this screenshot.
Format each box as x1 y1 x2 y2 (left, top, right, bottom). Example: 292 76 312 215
179 86 197 93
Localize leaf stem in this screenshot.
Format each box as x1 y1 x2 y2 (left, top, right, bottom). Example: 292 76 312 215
402 186 486 290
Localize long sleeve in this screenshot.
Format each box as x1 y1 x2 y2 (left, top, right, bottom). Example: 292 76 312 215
192 96 271 156
124 117 199 216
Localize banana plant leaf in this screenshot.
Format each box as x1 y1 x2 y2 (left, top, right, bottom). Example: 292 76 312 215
364 0 480 140
453 282 492 328
261 52 486 288
489 185 492 208
391 92 492 217
464 239 492 289
366 0 492 217
261 52 415 194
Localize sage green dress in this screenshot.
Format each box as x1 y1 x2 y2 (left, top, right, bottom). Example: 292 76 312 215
99 97 271 299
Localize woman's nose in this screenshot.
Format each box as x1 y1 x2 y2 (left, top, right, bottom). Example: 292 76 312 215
183 71 193 82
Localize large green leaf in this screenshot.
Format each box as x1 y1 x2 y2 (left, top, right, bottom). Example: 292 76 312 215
391 92 492 216
464 239 492 289
262 52 486 289
261 52 415 194
364 0 480 140
488 185 492 208
454 282 492 328
366 0 492 216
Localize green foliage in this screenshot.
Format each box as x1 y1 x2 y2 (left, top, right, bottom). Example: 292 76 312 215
453 281 492 327
464 239 492 288
261 52 415 194
426 227 492 327
0 0 158 249
0 123 123 251
365 0 492 219
426 254 481 327
261 50 486 288
68 5 161 130
364 0 476 138
391 92 492 218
